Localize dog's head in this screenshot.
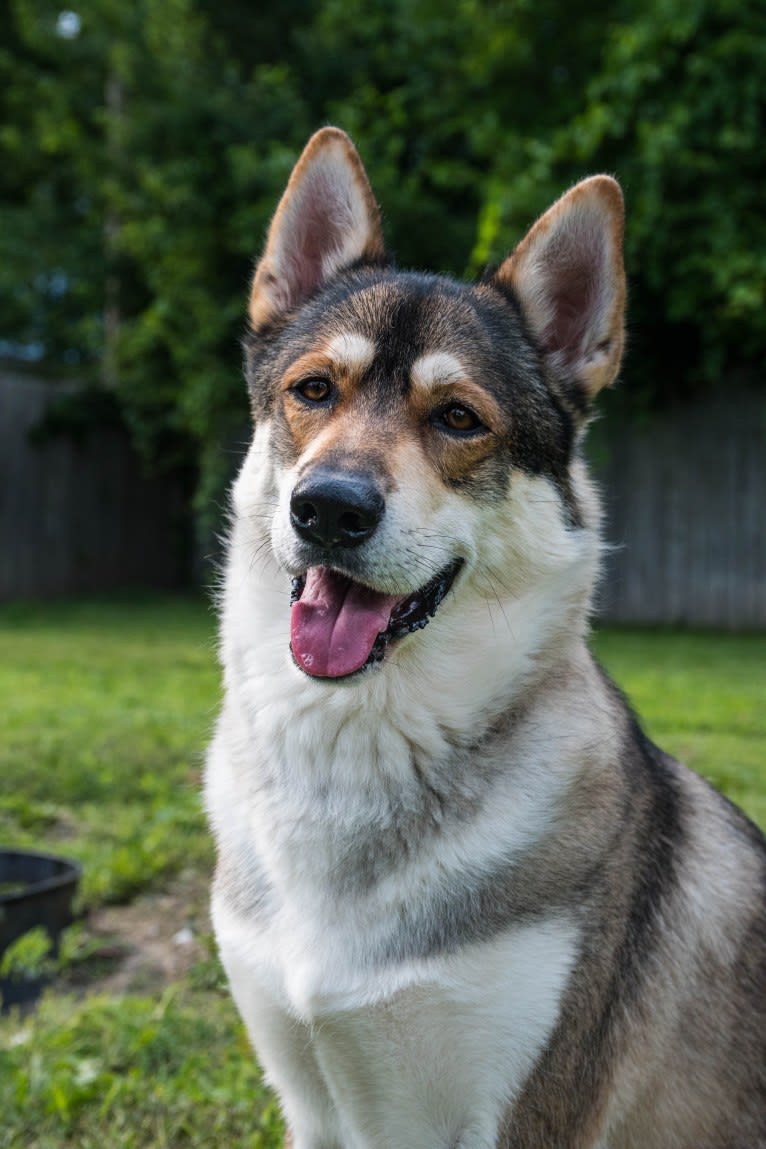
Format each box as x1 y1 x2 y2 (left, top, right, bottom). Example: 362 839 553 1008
235 128 625 685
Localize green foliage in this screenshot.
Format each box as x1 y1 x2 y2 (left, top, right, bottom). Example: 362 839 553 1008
0 0 313 537
2 0 764 538
0 3 106 364
302 0 625 275
483 0 766 398
0 927 55 980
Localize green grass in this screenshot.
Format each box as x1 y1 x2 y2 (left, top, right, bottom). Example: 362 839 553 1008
0 596 219 907
0 987 282 1148
0 597 763 1148
0 596 285 1147
592 628 766 829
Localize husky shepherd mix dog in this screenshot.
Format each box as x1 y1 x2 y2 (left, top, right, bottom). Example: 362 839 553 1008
205 128 766 1148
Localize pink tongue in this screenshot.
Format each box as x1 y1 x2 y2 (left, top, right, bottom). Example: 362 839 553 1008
291 567 401 678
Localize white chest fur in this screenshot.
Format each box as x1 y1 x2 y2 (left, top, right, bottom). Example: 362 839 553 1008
215 887 579 1149
208 690 583 1149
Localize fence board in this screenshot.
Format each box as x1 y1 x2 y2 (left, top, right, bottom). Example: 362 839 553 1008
0 372 188 600
594 389 766 628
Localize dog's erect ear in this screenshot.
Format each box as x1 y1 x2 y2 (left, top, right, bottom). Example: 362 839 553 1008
492 176 625 402
249 127 385 331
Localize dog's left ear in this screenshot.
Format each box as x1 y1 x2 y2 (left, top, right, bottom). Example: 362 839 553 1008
249 127 386 331
491 176 625 403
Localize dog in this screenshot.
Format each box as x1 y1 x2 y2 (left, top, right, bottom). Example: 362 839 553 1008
205 127 766 1149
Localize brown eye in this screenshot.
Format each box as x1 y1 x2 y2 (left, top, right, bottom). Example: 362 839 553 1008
294 378 333 404
435 403 485 435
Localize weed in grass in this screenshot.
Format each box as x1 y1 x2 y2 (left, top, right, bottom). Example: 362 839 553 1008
0 929 56 981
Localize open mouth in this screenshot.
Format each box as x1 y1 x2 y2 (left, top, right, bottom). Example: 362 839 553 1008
289 558 463 680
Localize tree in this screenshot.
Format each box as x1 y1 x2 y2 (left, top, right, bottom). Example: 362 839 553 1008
481 0 766 399
1 0 311 539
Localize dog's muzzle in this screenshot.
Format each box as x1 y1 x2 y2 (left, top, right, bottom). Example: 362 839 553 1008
286 467 462 681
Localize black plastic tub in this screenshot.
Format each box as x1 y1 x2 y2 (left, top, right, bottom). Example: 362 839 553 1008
0 848 81 1011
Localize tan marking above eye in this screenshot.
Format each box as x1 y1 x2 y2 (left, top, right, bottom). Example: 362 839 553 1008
409 351 503 436
324 332 376 374
281 332 375 400
410 351 466 393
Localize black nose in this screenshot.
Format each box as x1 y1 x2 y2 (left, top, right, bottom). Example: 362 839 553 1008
290 469 384 550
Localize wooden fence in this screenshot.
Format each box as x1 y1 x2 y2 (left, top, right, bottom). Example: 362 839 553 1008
1 371 764 625
594 388 766 628
0 372 189 600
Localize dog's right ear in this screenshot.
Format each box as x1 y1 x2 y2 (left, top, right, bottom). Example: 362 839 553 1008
249 128 386 331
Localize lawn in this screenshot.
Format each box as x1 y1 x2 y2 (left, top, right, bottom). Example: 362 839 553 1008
0 597 764 1148
0 596 219 907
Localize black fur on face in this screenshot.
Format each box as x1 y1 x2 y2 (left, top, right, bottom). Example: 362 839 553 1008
243 265 583 524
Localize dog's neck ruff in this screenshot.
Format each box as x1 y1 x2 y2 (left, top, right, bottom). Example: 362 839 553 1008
220 436 602 786
222 560 595 798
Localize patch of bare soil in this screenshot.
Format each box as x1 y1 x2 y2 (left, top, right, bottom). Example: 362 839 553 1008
62 869 213 997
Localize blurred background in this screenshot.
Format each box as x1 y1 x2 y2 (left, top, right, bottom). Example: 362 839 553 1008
1 0 764 623
0 3 764 1146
